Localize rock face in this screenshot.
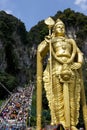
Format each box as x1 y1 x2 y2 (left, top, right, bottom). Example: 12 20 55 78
0 39 7 71
0 11 34 87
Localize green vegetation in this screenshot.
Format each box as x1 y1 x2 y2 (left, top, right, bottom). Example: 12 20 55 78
0 99 5 106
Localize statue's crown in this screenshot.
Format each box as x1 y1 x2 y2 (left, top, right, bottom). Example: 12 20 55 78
55 19 64 27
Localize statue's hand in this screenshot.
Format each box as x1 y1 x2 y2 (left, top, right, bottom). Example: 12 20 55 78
71 62 82 70
43 75 49 83
45 35 51 43
60 69 71 81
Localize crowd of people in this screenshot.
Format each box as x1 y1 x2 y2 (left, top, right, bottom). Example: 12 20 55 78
0 85 34 130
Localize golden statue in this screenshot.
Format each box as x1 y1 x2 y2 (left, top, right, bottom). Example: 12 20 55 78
36 17 87 130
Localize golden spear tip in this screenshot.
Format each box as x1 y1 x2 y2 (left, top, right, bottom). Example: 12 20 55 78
44 17 55 27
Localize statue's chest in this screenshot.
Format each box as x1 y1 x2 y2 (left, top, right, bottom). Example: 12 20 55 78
52 40 71 51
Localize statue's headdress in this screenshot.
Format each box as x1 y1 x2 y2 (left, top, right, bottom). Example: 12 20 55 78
54 18 65 27
52 18 65 36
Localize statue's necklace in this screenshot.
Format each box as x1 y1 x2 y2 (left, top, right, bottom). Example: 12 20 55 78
57 36 65 41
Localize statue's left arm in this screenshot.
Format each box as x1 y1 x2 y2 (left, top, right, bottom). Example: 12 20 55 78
76 47 83 64
69 39 83 69
76 45 87 130
77 48 87 130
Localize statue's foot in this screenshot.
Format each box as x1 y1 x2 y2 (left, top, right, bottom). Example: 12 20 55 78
71 126 78 130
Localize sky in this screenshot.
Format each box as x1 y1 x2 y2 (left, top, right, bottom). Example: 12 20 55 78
0 0 87 31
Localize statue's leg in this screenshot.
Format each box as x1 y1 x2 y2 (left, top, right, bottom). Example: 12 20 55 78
69 80 80 130
63 82 70 128
52 74 65 127
44 81 56 125
69 81 76 126
43 69 56 125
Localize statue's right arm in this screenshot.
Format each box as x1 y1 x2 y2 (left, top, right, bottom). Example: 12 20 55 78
37 39 49 89
36 40 49 125
37 40 49 58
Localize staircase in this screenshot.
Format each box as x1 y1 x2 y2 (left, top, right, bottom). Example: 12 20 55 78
0 85 34 129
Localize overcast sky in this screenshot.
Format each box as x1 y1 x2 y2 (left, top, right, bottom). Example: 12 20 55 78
0 0 87 31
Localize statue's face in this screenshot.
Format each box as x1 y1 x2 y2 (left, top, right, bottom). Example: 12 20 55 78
55 24 65 36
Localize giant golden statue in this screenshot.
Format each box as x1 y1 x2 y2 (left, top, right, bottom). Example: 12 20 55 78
36 17 87 130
